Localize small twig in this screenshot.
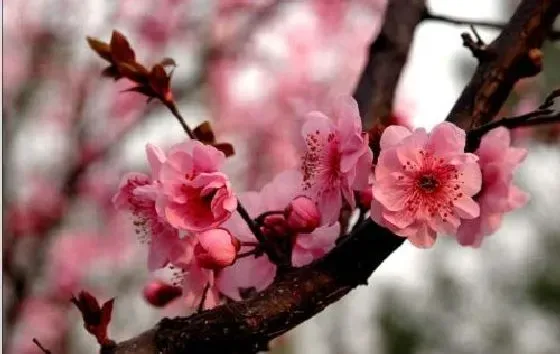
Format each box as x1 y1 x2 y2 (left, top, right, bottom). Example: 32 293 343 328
236 248 261 259
467 89 560 150
236 204 268 248
423 11 560 40
254 210 284 225
461 26 495 60
197 284 211 313
166 102 195 139
33 338 52 354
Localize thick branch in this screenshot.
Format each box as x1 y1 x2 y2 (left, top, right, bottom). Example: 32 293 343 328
447 0 560 128
353 0 426 128
110 1 559 353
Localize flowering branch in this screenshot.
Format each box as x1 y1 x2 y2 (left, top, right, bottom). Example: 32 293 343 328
467 88 560 150
107 0 559 353
446 0 560 129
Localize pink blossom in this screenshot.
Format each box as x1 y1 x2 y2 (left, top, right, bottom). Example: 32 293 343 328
194 228 240 270
113 144 181 271
143 280 183 307
158 140 237 231
292 223 340 267
169 238 221 310
301 96 373 224
371 122 482 248
285 196 321 233
457 127 529 247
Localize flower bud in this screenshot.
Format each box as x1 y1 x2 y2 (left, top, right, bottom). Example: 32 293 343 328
357 188 373 209
284 197 320 233
194 228 238 270
143 281 182 307
262 214 290 238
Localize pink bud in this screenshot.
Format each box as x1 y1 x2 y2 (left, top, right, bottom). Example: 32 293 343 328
357 188 373 209
194 228 238 270
285 197 321 233
262 214 290 238
143 281 182 307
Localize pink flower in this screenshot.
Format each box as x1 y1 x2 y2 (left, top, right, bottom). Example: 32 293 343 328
292 223 340 267
285 196 321 233
168 238 222 311
158 140 237 231
113 144 181 271
371 122 482 248
143 280 182 307
457 127 529 247
301 96 373 224
194 228 240 270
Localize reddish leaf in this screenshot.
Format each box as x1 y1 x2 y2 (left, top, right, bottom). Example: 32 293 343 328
159 57 177 68
86 37 112 62
101 65 121 80
117 61 150 83
213 143 235 157
149 64 173 103
100 298 115 332
193 121 216 144
109 30 136 63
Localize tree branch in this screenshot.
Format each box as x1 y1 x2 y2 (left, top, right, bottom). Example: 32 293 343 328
353 0 426 128
423 11 560 40
446 0 560 129
109 0 559 353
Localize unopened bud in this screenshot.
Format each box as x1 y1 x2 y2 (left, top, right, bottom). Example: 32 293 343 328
284 197 320 233
143 281 182 307
194 228 238 270
262 214 290 238
357 188 373 209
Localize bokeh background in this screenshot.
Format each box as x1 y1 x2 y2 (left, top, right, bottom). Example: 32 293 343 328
2 0 560 353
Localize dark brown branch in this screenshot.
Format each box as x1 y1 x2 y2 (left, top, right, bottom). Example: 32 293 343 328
466 88 560 151
446 0 560 129
424 11 560 40
33 338 52 354
353 0 426 128
110 1 559 353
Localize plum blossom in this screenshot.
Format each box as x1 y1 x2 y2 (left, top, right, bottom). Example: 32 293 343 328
194 228 239 270
457 127 529 247
166 237 222 311
157 140 237 231
113 144 181 271
371 122 482 248
217 170 341 299
292 223 340 267
301 96 373 224
285 196 321 233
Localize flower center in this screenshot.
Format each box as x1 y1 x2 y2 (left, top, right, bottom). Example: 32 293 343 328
417 174 438 193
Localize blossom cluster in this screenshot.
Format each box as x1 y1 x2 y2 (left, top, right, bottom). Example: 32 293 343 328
114 96 528 311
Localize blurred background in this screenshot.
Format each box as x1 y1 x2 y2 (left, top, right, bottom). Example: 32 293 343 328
2 0 560 353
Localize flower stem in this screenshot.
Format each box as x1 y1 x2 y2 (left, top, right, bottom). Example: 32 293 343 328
197 283 210 313
166 102 195 139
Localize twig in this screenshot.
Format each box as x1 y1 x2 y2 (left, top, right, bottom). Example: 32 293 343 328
197 284 211 313
235 204 282 265
466 89 560 150
461 26 495 61
423 11 560 40
32 338 52 354
236 248 261 259
166 102 195 139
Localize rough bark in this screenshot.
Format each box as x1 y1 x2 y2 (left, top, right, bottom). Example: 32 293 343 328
110 0 559 353
353 0 426 128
